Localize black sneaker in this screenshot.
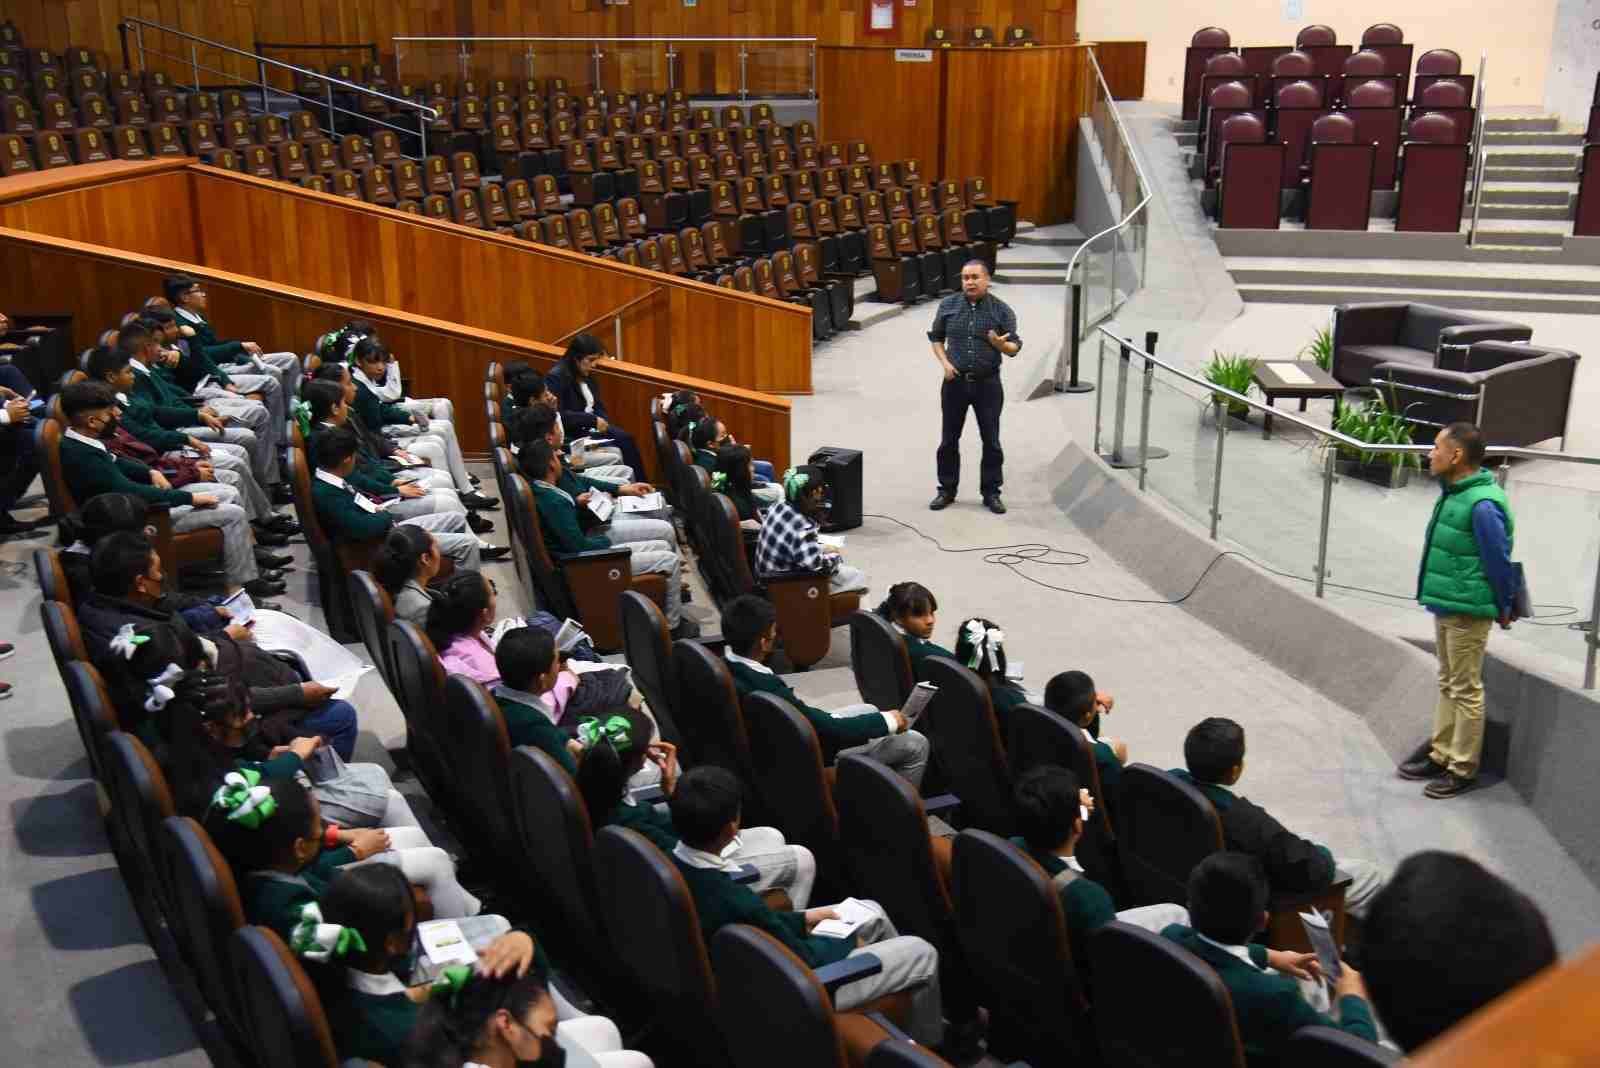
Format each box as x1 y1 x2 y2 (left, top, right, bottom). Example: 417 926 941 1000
244 577 288 598
253 526 292 547
466 512 495 534
253 547 293 569
983 494 1007 515
269 483 295 506
479 545 511 561
1398 755 1449 780
263 513 301 535
462 490 500 511
929 491 955 511
1424 773 1480 799
670 617 702 640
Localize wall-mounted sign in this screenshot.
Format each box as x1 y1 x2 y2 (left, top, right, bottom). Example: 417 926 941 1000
895 49 934 62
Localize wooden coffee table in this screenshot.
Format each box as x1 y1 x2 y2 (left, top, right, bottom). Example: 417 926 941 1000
1251 360 1345 439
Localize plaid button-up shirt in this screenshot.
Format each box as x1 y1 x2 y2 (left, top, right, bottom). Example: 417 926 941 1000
755 499 839 578
927 291 1022 376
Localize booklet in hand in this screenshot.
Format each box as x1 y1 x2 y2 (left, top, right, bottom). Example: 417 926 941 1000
1298 909 1342 983
554 617 590 653
900 681 937 726
587 491 616 523
218 588 256 627
812 897 878 940
616 491 665 514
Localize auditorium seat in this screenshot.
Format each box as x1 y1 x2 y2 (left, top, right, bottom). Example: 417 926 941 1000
228 927 341 1068
1214 118 1279 225
1343 79 1404 187
951 830 1092 1062
1306 137 1375 230
1396 114 1469 231
1273 81 1330 186
1005 702 1123 891
1287 1026 1404 1066
847 610 915 712
1092 921 1248 1068
1202 80 1259 183
1199 55 1254 142
101 729 177 917
160 816 251 1048
1296 25 1337 47
1416 48 1462 76
919 656 1015 834
869 221 921 304
348 570 396 691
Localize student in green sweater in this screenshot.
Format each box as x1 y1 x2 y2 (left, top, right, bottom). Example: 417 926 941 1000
572 704 817 906
685 413 779 503
1161 853 1379 1066
163 274 302 402
57 381 279 597
711 444 765 526
666 765 946 1046
875 581 955 681
952 616 1030 739
1009 764 1188 973
1042 670 1128 795
309 426 505 569
490 625 587 774
517 403 673 540
205 773 482 945
720 594 929 788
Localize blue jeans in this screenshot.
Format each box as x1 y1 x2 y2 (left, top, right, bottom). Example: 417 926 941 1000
297 699 358 760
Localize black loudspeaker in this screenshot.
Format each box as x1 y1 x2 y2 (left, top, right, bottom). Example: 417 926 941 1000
808 446 862 532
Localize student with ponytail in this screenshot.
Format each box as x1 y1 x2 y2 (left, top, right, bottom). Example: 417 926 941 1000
710 445 763 525
875 582 953 681
375 525 447 627
573 705 816 907
205 773 482 945
755 464 868 595
952 615 1029 736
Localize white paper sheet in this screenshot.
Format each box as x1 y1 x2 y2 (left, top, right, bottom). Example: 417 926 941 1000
1266 361 1316 386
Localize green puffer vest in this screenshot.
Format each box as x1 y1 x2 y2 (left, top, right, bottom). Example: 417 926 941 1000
1416 469 1513 618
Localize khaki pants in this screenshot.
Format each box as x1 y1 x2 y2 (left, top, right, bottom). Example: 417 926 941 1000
1432 613 1493 778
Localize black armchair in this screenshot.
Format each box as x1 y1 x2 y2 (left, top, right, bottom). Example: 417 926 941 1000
1372 341 1579 448
1331 302 1532 387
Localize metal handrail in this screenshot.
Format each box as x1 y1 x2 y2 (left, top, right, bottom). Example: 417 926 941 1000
1098 325 1600 465
392 36 818 44
1466 52 1489 248
553 288 665 357
120 17 437 117
1053 47 1154 387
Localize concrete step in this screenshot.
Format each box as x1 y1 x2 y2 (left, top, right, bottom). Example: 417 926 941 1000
1465 226 1565 247
1236 283 1600 315
1227 266 1600 297
1481 130 1586 146
1480 185 1573 206
1485 149 1581 167
1466 202 1573 221
1482 164 1581 182
992 267 1070 285
1483 115 1561 132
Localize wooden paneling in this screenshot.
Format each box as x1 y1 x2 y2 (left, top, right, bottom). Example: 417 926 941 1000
0 159 200 262
816 47 946 169
183 166 810 393
1090 40 1147 100
6 0 1075 90
942 45 1090 226
0 224 791 476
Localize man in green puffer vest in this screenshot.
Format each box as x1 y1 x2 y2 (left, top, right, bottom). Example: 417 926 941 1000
1400 422 1516 799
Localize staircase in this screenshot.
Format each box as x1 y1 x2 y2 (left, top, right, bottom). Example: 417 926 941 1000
1210 113 1600 315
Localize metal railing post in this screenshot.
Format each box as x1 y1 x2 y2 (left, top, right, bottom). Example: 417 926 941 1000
458 42 470 83
1467 52 1488 247
739 46 749 101
1058 281 1093 393
326 81 337 136
1315 446 1336 598
1210 398 1226 539
809 44 817 100
419 115 428 162
257 57 269 109
593 42 604 91
1093 335 1108 454
525 46 536 80
1104 339 1133 467
614 315 624 361
1138 355 1155 491
666 46 676 91
1586 535 1600 689
190 42 201 90
135 23 146 75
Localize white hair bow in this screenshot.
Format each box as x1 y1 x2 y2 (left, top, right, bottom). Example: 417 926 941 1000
108 623 149 661
963 620 1006 671
143 662 186 713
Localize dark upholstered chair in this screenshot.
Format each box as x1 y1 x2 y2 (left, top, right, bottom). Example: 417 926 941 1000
848 609 914 712
742 691 846 894
620 588 681 745
594 826 736 1066
1271 50 1315 77
1091 921 1247 1068
950 830 1091 1062
1371 341 1580 448
1347 78 1398 107
1192 28 1231 47
867 1042 956 1067
1296 25 1337 47
1344 50 1387 76
1286 1026 1402 1066
671 639 758 787
1418 79 1470 108
439 674 522 864
161 816 249 1040
920 656 1014 834
710 925 899 1068
102 729 177 918
348 570 395 691
33 547 69 604
1006 703 1122 893
228 927 340 1067
1331 302 1532 387
1360 23 1404 45
384 619 454 805
1416 49 1462 76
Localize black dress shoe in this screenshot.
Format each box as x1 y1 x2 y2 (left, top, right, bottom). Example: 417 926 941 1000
479 544 511 561
253 527 292 547
1424 773 1481 799
257 568 285 583
462 490 500 511
254 547 293 569
671 617 703 640
983 494 1007 515
244 577 288 598
269 483 295 505
469 474 482 486
253 599 284 612
1398 755 1449 780
263 514 301 535
466 512 495 534
929 492 955 511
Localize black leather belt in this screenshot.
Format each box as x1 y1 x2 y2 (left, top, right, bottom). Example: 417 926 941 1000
957 369 998 382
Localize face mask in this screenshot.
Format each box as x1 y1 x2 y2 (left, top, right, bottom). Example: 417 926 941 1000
517 1042 567 1068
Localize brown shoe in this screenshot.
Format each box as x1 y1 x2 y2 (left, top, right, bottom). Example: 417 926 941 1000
1424 773 1480 799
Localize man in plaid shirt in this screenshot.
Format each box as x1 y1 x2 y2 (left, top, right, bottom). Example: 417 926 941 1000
756 464 868 594
928 260 1022 515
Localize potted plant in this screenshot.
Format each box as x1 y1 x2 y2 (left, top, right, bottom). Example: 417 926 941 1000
1302 324 1333 372
1201 351 1257 423
1325 394 1422 489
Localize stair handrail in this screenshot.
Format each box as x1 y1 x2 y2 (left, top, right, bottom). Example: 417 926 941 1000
1467 52 1489 247
1053 45 1154 389
119 17 439 156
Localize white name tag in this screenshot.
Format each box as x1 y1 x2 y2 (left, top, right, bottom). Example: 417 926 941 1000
354 494 380 513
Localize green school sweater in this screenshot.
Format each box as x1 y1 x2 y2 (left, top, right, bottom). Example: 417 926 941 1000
532 481 608 553
310 426 396 497
352 376 413 429
724 657 888 761
129 365 201 428
311 473 396 542
176 307 247 365
497 695 578 776
610 797 678 851
672 855 852 969
334 987 417 1067
1013 839 1117 968
60 433 194 508
1092 739 1123 793
240 845 359 941
1162 925 1377 1066
172 337 234 391
904 633 955 681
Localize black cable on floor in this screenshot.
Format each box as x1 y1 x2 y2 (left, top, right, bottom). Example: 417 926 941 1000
862 512 1587 624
